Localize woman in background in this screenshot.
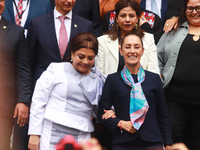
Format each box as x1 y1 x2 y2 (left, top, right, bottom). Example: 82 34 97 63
157 0 200 149
95 0 160 76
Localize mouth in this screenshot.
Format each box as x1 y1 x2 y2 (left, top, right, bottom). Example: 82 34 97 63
124 24 131 27
129 56 136 58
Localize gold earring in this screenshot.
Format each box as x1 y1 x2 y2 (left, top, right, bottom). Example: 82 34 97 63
135 23 138 30
117 24 119 30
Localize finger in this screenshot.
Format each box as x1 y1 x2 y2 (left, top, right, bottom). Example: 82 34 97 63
13 107 18 118
174 22 178 29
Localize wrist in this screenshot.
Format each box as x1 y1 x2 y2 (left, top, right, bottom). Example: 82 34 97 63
119 120 123 133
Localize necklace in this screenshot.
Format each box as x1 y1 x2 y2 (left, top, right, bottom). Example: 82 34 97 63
193 35 200 41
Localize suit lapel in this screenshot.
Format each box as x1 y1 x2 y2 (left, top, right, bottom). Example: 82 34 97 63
0 18 10 46
5 0 15 22
24 0 37 29
46 12 61 60
107 38 119 61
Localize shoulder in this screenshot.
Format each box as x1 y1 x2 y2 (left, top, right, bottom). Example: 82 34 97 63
97 34 110 41
145 70 161 83
2 17 24 32
142 32 154 43
31 12 52 22
72 13 92 25
106 71 121 81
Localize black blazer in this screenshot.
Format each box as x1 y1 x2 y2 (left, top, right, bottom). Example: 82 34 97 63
97 71 173 146
165 0 184 20
72 0 101 37
28 12 93 86
0 17 32 117
2 0 52 30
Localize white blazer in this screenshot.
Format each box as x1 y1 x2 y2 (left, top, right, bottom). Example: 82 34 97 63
95 32 160 76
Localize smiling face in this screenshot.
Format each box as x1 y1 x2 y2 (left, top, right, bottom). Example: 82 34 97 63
55 0 76 15
186 0 200 27
116 6 139 36
120 34 144 68
71 47 95 74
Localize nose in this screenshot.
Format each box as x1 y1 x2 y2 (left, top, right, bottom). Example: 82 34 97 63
83 58 89 65
125 16 130 21
193 8 198 14
130 47 135 53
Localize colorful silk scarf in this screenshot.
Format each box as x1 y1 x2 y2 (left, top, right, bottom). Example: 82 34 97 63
121 66 149 130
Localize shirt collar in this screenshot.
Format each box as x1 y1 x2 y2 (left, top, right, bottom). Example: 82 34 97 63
54 8 72 20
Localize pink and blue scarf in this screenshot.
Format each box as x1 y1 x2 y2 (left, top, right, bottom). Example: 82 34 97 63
121 66 149 130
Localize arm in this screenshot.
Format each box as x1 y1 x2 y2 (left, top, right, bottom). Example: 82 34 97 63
95 36 106 75
97 75 120 133
91 0 101 37
144 34 160 75
157 33 168 76
14 28 32 127
28 63 56 136
27 19 38 80
155 75 173 146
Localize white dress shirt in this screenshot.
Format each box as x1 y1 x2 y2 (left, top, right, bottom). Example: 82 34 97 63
13 0 30 27
54 8 72 45
146 0 161 18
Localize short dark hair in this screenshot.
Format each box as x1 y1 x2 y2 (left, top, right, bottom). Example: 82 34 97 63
106 0 144 43
121 32 143 49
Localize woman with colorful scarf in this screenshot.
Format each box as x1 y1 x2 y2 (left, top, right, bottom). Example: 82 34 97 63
97 33 172 150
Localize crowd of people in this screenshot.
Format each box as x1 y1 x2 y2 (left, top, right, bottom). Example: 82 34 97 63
0 0 199 150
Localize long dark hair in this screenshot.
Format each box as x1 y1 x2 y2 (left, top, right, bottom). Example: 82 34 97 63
106 0 144 43
176 0 189 29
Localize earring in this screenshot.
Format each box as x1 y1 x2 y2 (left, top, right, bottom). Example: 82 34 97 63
135 23 138 30
116 24 119 30
70 58 73 63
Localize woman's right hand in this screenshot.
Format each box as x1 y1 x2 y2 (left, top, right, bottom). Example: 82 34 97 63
28 135 40 150
118 120 137 134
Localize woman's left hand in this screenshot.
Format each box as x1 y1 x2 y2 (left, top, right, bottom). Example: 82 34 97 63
102 109 116 119
28 135 40 150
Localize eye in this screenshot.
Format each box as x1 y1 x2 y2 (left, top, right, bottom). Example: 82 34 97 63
129 14 135 18
88 57 94 61
79 56 84 59
120 14 126 18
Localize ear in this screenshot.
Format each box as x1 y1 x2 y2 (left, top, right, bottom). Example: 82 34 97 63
141 47 144 55
119 45 123 56
116 16 118 24
71 51 74 60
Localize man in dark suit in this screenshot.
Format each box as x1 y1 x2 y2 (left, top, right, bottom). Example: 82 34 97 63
28 0 92 86
50 0 100 37
2 0 52 36
2 1 52 150
0 0 32 149
140 0 170 24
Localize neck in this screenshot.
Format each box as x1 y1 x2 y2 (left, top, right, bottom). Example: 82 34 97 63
126 63 140 74
188 24 200 35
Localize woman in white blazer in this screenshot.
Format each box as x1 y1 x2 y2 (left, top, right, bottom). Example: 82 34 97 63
95 0 160 76
28 32 105 150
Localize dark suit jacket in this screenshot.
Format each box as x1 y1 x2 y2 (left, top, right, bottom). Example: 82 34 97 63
28 11 93 86
140 0 170 24
100 9 163 44
97 71 173 146
165 0 184 20
50 0 100 37
73 0 101 37
2 0 52 30
0 17 32 117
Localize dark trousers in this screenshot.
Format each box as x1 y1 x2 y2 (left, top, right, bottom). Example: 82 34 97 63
0 116 13 150
166 99 200 150
12 117 29 150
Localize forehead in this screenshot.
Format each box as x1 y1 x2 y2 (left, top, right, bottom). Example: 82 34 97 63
75 48 95 55
187 0 200 6
119 6 136 14
123 35 142 45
